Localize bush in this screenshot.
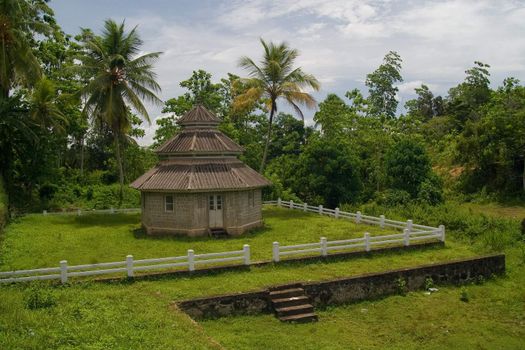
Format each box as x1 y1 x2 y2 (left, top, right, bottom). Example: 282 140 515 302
25 285 57 310
375 189 412 206
417 174 444 205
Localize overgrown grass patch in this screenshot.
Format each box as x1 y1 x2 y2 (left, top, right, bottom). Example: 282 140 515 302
0 203 521 349
1 206 403 270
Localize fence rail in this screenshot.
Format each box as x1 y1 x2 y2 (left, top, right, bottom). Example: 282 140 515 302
41 208 141 216
0 245 250 284
266 199 443 235
272 228 444 262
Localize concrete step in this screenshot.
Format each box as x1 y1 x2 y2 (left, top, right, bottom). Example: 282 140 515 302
275 303 314 317
209 228 228 238
271 295 310 308
279 312 318 323
269 288 305 299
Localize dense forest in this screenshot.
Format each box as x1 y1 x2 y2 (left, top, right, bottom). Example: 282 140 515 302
1 0 524 215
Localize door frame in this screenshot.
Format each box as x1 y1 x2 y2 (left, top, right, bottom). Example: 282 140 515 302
208 194 224 228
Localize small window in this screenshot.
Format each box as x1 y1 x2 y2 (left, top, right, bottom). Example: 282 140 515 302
165 195 174 212
209 195 214 210
216 195 222 210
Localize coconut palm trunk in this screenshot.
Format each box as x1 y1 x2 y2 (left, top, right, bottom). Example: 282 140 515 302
259 101 276 173
114 134 124 203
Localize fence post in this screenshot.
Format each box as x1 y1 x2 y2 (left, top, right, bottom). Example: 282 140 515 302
272 242 280 262
380 215 385 228
364 232 370 252
406 220 413 233
303 202 307 212
289 200 294 209
318 205 323 214
243 244 250 265
356 211 362 224
110 207 115 214
187 249 195 271
60 260 68 284
439 225 446 242
126 255 134 277
404 229 410 246
43 210 47 216
335 207 339 219
77 209 81 216
277 198 281 207
320 237 328 257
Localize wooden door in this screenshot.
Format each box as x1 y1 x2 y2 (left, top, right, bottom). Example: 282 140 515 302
208 194 223 228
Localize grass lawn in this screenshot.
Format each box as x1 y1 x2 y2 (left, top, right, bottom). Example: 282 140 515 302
2 206 426 270
0 205 522 349
201 247 525 350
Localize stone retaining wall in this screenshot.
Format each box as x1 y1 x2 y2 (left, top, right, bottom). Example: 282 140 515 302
178 254 505 319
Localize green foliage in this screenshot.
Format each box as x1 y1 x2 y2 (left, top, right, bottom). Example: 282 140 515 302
460 287 470 302
424 277 434 290
235 38 320 172
24 284 57 310
395 276 407 296
365 51 403 119
293 138 362 207
0 175 7 229
417 174 444 205
385 138 433 197
375 189 412 206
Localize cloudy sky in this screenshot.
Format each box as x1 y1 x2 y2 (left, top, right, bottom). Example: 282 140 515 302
51 0 525 145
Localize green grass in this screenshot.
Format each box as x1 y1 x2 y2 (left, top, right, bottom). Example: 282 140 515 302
0 176 7 230
201 247 525 349
462 202 525 220
0 204 521 349
1 206 404 270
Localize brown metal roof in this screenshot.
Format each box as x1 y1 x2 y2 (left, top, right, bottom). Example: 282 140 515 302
155 129 244 155
130 158 271 191
177 105 221 126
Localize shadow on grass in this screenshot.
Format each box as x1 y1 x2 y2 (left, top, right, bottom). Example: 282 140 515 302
130 223 273 242
70 213 140 228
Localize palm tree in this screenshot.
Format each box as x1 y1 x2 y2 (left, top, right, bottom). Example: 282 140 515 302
78 19 162 202
234 39 320 173
29 78 68 133
0 0 52 99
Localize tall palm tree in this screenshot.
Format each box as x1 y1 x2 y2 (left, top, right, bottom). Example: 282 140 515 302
0 0 52 99
79 19 162 202
235 39 320 173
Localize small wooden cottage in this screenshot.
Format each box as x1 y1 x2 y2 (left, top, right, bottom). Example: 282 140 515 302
131 105 271 236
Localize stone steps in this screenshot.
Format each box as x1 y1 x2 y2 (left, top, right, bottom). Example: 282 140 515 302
209 228 228 238
269 284 318 323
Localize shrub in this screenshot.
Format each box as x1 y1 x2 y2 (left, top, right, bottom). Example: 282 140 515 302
460 287 469 302
375 189 412 206
395 277 407 296
417 174 444 205
25 285 57 310
424 277 434 290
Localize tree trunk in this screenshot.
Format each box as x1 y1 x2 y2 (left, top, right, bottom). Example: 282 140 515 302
259 102 276 174
80 136 84 179
114 134 124 205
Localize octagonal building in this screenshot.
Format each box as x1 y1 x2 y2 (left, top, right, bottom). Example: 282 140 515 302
131 105 271 236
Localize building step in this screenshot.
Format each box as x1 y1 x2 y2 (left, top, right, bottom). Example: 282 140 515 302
279 312 318 323
275 303 315 317
269 288 305 299
209 228 228 238
271 295 311 308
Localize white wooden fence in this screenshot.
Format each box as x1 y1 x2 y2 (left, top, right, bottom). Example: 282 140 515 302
272 229 444 262
42 207 141 216
0 245 250 284
265 199 444 235
266 198 445 262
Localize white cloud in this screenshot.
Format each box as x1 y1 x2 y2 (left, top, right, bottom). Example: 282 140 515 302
106 0 525 146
